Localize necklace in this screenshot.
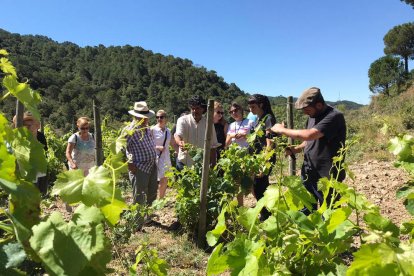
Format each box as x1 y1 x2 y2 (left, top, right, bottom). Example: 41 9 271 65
235 118 245 134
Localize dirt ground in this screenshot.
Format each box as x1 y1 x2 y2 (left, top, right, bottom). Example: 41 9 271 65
345 159 412 225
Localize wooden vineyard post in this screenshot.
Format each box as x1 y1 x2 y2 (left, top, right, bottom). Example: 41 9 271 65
15 100 24 127
93 99 104 166
287 96 296 176
197 99 214 248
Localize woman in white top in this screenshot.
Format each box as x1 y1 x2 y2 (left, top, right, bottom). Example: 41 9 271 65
226 102 254 148
66 117 96 176
151 110 177 199
225 102 254 206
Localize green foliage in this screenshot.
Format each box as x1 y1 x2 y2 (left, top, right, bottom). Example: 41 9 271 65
368 55 405 96
0 28 246 131
384 22 414 73
402 0 414 8
389 134 414 216
1 49 168 275
29 206 111 275
42 124 67 182
206 139 414 275
130 242 169 276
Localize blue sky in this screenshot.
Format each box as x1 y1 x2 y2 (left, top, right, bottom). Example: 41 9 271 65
1 0 413 104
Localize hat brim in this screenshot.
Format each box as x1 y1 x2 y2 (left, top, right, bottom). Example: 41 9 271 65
128 110 155 118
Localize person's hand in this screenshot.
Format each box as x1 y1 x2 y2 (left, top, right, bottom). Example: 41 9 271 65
270 122 285 134
128 163 137 174
69 161 77 169
235 133 247 139
284 146 296 156
156 146 165 152
178 140 185 150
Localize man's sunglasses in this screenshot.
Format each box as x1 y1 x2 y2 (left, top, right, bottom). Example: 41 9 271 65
215 111 224 115
156 116 165 119
229 109 238 114
80 127 89 130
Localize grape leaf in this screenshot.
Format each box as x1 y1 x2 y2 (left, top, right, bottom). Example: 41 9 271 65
206 204 228 246
0 178 40 243
100 199 128 226
11 128 47 182
0 56 17 77
207 243 229 275
348 243 398 275
30 210 110 275
52 166 113 207
3 242 26 268
2 75 41 120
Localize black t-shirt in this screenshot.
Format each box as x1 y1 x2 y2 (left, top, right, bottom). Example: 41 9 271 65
252 114 276 154
214 123 226 151
37 131 48 152
302 105 346 181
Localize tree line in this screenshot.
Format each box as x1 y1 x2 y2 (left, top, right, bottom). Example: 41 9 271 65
0 28 363 132
0 28 248 130
368 1 414 96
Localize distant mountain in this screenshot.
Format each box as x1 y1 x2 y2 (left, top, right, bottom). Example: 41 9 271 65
326 100 365 110
268 95 364 110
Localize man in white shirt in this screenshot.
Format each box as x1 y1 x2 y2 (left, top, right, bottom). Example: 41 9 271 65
174 95 220 170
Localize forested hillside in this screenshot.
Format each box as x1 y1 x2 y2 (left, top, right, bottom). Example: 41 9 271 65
0 28 363 131
0 28 247 130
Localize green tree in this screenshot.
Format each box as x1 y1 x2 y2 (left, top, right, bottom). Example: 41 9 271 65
401 0 414 8
368 55 404 96
383 22 414 73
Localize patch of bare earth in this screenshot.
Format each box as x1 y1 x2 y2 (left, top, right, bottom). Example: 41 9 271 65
346 160 412 225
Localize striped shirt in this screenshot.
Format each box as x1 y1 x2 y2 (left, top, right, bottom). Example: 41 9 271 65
125 122 157 174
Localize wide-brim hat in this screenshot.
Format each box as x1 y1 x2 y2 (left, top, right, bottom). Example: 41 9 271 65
128 101 155 118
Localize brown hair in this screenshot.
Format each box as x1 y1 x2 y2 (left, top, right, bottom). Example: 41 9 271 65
229 102 244 117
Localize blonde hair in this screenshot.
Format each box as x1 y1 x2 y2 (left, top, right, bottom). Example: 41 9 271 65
214 101 227 126
214 101 223 110
77 117 90 127
156 110 167 117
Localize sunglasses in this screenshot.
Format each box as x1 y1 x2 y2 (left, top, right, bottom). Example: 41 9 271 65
80 127 89 130
229 109 239 114
215 111 224 115
156 116 165 119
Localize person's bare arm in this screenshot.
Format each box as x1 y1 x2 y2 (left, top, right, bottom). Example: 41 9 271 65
270 123 323 141
66 143 77 169
174 133 185 149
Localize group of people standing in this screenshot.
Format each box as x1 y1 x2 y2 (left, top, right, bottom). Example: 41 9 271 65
15 86 346 224
124 87 347 223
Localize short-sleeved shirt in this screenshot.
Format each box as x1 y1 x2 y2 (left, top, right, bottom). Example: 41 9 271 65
175 114 219 166
227 119 254 148
68 133 95 165
302 105 346 181
125 122 157 174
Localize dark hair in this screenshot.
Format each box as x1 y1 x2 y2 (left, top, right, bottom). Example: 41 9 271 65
188 95 207 108
248 94 276 124
229 102 244 116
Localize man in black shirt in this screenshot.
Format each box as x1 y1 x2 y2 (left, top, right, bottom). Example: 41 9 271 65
270 87 346 214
